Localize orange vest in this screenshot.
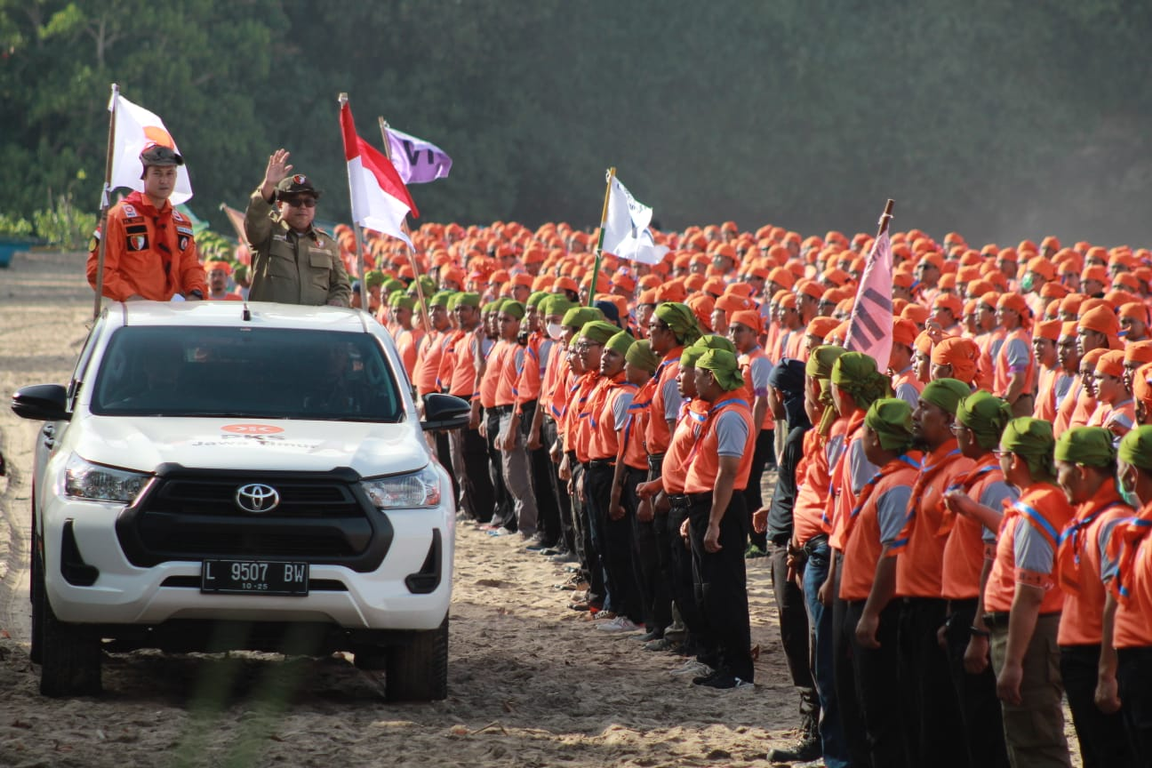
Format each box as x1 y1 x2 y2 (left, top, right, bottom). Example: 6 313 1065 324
623 377 656 471
683 396 756 494
514 333 547 408
738 345 774 429
413 329 447 396
1056 483 1131 646
645 347 683 456
940 457 1006 600
538 340 566 417
494 341 524 408
662 399 710 494
893 440 974 597
827 412 867 549
1033 364 1060 421
993 327 1036 399
587 374 636 461
984 484 1075 615
480 339 509 409
1053 375 1083 433
840 456 921 601
396 328 423 379
447 330 483 400
1112 500 1152 648
563 371 599 454
792 430 831 546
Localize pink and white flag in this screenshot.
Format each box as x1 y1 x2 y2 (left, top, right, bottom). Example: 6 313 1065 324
340 102 419 247
844 228 894 369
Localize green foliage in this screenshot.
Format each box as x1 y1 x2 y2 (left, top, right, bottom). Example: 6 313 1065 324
196 230 234 263
0 213 34 237
2 0 1152 244
32 193 96 249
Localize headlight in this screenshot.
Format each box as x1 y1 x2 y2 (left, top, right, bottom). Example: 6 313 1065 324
361 465 442 509
63 454 151 503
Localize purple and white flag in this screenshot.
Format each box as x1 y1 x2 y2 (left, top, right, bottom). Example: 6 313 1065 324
386 127 453 184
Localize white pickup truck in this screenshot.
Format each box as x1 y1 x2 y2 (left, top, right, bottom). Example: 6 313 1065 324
11 301 469 700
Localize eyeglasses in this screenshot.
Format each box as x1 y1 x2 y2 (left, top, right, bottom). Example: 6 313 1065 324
992 449 1011 459
577 341 603 351
949 423 968 435
284 198 317 208
648 322 670 331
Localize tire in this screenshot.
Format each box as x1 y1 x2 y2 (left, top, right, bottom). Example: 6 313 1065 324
35 563 102 697
385 615 448 702
29 532 42 665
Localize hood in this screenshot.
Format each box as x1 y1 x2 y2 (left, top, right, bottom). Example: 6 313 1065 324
72 417 430 477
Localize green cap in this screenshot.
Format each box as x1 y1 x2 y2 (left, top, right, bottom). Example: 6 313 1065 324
527 290 549 309
390 294 416 311
1118 425 1152 471
956 391 1013 450
274 173 320 199
920 378 971 416
541 295 574 318
626 339 660 373
690 335 737 355
382 277 405 296
429 290 454 308
501 300 525 320
606 329 636 356
1054 426 1116 467
579 320 619 345
562 306 603 329
697 348 744 392
482 300 502 314
865 398 916 452
805 345 846 380
364 270 386 289
455 292 482 308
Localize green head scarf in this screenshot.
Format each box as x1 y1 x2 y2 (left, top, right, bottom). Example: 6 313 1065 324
415 275 436 296
482 300 502 315
1119 425 1152 472
1000 417 1055 480
920 378 971 416
1054 426 1116 468
830 352 891 410
562 306 603 329
390 293 416 311
606 329 636 357
626 339 660 373
865 398 916 453
956 391 1013 451
381 277 405 295
527 290 549 309
429 290 454 308
697 349 744 392
805 345 846 380
654 302 703 345
455 292 482 308
364 270 386 289
681 346 707 369
690 335 737 355
580 320 620 345
501 300 526 320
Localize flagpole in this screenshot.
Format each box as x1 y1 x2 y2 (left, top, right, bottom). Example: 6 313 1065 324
93 83 119 321
337 92 370 313
588 167 616 307
877 198 895 238
378 116 432 340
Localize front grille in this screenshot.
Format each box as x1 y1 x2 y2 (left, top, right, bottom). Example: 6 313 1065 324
115 464 392 572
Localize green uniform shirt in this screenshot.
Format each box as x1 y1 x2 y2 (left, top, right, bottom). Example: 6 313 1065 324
244 189 351 307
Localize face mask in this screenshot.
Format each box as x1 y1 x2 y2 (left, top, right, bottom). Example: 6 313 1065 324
1020 273 1035 293
547 322 564 341
1119 473 1140 507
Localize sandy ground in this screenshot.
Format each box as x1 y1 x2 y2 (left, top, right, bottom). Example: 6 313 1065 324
0 251 804 767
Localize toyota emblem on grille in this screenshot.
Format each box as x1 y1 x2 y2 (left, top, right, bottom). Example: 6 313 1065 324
235 483 280 513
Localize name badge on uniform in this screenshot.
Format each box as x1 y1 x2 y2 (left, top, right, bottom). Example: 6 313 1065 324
273 234 288 242
126 223 149 252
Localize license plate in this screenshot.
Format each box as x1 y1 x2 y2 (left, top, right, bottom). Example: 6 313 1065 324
201 559 309 596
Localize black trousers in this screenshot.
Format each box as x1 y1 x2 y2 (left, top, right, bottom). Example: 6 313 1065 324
667 502 707 642
840 599 907 768
434 430 457 505
687 493 753 682
625 466 670 634
568 456 603 605
585 463 641 621
743 429 774 550
1062 644 1137 768
943 598 1009 768
541 417 575 552
484 407 514 529
460 426 494 523
1118 647 1152 766
897 597 967 768
520 401 561 546
832 558 874 768
770 541 816 694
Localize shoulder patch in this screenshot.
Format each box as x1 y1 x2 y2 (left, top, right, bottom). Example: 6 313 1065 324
176 225 194 236
121 203 138 218
122 215 145 225
172 210 188 222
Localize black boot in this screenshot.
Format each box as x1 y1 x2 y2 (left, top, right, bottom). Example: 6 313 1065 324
767 705 820 763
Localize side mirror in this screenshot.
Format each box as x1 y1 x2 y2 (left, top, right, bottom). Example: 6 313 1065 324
420 393 470 432
12 384 70 422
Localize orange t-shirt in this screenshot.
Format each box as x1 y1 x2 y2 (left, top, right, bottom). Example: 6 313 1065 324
1053 375 1083 434
623 377 657 471
683 396 756 494
792 430 831 546
940 457 1014 600
514 333 547 408
892 440 974 598
661 399 709 495
645 347 684 456
480 339 509 409
538 340 566 418
984 484 1075 615
1112 500 1152 648
993 327 1036 400
839 456 921 601
587 374 636 462
413 329 446 396
1033 364 1060 422
1056 483 1132 646
494 341 525 408
827 412 868 549
564 371 600 456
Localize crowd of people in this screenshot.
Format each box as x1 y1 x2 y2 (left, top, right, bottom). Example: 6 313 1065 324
88 144 1152 768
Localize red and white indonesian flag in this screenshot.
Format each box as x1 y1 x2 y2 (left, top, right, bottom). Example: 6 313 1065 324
844 228 894 369
107 93 193 205
601 174 668 265
340 102 419 248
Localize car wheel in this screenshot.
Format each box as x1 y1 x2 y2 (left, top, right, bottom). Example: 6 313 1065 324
384 615 448 702
29 531 42 665
36 560 102 697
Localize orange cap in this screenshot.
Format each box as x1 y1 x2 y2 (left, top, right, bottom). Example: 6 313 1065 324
1096 349 1126 378
731 309 763 335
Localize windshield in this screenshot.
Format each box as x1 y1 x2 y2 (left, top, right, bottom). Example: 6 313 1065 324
90 325 405 422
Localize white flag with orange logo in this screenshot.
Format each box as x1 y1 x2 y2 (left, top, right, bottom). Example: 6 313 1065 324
107 93 194 205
